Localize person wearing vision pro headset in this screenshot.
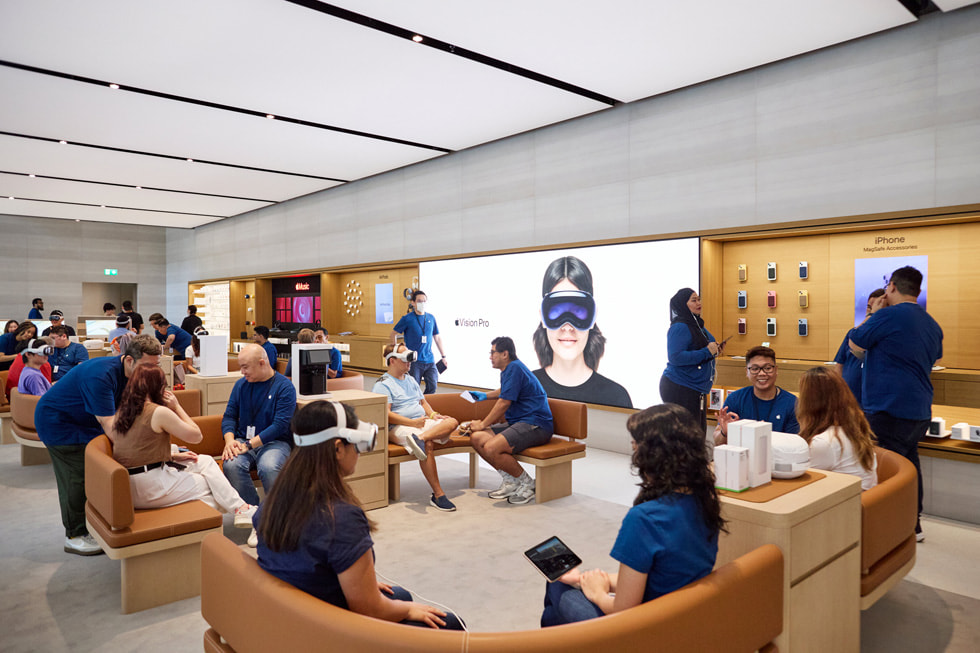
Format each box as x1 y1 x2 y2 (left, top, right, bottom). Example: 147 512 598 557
373 343 460 511
254 401 465 630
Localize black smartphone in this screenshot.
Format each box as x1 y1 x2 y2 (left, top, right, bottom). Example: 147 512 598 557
524 536 582 582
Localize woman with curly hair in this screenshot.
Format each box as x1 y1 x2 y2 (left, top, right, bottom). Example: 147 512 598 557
797 366 878 490
541 403 724 626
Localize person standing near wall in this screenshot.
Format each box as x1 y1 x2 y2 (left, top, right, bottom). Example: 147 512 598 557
28 298 44 319
389 290 446 395
834 288 885 404
849 266 942 542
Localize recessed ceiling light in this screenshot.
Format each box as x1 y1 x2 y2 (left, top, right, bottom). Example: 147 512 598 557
412 34 423 43
7 196 14 200
59 140 67 145
266 114 275 119
29 173 36 178
109 83 119 89
135 185 142 189
75 219 80 222
187 158 194 162
100 204 105 208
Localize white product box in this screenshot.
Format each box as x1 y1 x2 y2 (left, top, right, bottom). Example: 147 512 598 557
714 444 750 492
951 422 980 442
708 388 725 410
728 419 772 487
198 335 228 377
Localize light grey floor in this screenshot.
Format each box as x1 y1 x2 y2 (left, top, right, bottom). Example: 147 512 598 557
2 440 980 651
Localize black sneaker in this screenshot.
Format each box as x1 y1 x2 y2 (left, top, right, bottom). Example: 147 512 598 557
403 434 427 461
430 494 456 512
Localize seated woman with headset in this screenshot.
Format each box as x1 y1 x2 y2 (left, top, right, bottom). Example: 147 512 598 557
254 401 465 630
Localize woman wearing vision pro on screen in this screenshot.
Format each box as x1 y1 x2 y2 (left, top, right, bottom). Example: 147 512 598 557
659 288 723 432
532 256 632 408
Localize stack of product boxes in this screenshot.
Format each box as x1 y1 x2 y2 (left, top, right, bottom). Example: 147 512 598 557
715 420 772 492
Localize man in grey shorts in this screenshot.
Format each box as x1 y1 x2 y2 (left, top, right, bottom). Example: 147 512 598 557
467 337 554 505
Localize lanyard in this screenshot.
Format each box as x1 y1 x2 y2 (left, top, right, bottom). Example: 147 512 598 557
414 313 427 335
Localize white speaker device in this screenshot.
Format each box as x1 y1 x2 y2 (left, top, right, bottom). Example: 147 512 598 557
770 432 810 479
727 419 772 488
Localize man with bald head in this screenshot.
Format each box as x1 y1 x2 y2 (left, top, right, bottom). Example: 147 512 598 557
222 344 296 546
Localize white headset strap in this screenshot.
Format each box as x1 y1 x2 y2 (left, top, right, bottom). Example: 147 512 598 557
293 402 347 447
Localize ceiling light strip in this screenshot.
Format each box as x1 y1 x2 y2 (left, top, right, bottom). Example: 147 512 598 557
283 1 620 106
0 59 452 154
5 195 230 218
0 130 347 183
0 169 277 203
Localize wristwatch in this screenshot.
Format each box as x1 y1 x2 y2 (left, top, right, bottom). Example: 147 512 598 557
244 440 254 451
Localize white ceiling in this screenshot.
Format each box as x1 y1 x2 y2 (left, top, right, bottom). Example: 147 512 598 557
0 0 960 229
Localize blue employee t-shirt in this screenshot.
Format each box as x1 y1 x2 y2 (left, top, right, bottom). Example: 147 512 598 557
611 494 718 603
261 341 279 370
850 302 943 421
392 312 439 364
221 373 297 445
500 359 553 431
255 501 374 609
833 328 864 404
723 386 799 434
35 355 128 446
167 325 192 353
0 332 16 356
662 322 716 393
372 374 425 419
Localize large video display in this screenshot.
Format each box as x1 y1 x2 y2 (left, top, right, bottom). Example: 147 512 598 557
419 238 700 409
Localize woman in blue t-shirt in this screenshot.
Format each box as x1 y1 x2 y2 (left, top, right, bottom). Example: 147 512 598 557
255 401 464 630
541 403 725 626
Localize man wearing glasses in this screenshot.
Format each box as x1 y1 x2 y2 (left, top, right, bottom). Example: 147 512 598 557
713 345 799 445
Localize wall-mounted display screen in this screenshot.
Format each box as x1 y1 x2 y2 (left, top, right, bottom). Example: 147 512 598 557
420 238 700 409
275 295 321 326
85 319 118 338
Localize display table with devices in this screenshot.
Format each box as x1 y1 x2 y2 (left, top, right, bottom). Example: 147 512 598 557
919 404 980 524
716 469 862 653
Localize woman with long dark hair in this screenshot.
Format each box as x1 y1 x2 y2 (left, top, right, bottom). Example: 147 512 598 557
797 366 878 490
255 401 464 630
532 256 632 408
109 365 255 523
541 403 724 625
658 288 721 431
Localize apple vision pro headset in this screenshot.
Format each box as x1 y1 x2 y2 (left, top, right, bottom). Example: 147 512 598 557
292 401 378 453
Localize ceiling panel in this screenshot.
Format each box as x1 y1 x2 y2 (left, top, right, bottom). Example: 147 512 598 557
933 0 980 10
3 198 219 229
0 172 270 217
332 0 916 103
0 0 608 149
0 135 340 201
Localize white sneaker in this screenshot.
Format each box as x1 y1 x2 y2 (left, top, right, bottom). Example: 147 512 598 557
247 528 258 548
507 480 536 505
234 504 257 529
65 534 103 556
488 477 521 499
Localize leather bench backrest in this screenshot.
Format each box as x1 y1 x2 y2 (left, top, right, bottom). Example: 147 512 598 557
84 435 135 529
184 414 226 457
174 388 202 418
202 532 782 653
861 447 918 571
548 398 587 440
10 388 40 430
0 370 9 410
425 393 492 423
326 371 364 392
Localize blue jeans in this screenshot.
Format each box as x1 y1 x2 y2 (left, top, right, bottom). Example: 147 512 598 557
410 361 438 395
388 586 465 630
541 581 604 627
222 439 292 506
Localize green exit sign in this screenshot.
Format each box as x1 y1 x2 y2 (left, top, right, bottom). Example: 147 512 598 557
104 268 118 276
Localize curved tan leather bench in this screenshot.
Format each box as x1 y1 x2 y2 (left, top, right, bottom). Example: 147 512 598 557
9 388 50 465
84 434 223 613
174 388 203 418
326 370 365 391
860 446 918 609
201 533 783 653
387 393 587 503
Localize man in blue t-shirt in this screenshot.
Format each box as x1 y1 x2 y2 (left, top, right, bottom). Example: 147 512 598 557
222 344 296 547
713 345 799 445
28 297 44 319
849 266 942 540
153 317 192 361
467 337 553 505
35 335 162 556
47 325 90 381
252 325 280 370
314 328 343 378
373 343 460 512
390 290 447 394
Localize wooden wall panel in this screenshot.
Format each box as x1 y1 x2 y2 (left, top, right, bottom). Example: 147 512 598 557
720 235 830 361
327 267 418 338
